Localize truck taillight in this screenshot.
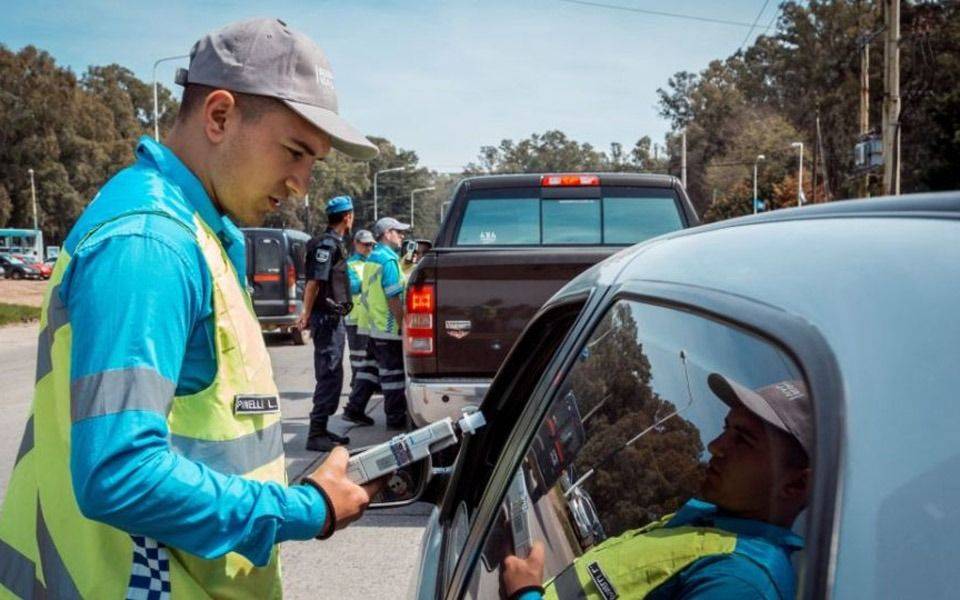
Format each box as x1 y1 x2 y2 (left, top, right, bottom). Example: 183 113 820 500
404 284 435 357
540 174 600 187
286 264 297 300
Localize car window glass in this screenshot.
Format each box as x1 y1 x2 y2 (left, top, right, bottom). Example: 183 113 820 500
603 197 684 244
456 198 540 246
254 237 282 273
290 240 306 277
466 300 811 599
542 199 601 245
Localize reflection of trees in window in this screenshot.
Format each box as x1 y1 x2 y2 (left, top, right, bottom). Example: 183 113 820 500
569 303 705 538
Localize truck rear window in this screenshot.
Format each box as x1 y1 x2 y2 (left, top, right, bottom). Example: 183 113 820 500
455 191 683 246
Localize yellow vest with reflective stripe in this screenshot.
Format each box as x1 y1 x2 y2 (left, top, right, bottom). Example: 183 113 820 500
0 211 286 599
543 514 737 599
345 256 366 327
360 249 407 340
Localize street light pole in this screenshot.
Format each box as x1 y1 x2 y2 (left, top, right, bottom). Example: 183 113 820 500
373 166 406 221
409 187 436 230
153 54 190 141
791 142 804 206
27 168 38 231
753 155 765 215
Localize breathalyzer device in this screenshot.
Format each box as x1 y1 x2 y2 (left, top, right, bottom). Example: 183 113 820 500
346 409 487 485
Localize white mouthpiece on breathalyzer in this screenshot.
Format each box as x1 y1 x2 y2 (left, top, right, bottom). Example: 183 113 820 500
457 409 486 435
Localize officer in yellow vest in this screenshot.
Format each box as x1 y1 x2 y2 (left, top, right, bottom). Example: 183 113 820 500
344 217 411 430
341 229 379 427
0 18 383 599
501 375 812 600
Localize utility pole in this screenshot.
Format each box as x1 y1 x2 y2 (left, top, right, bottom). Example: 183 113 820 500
791 142 804 206
859 25 871 197
882 0 900 195
753 155 765 215
681 130 687 188
27 168 38 231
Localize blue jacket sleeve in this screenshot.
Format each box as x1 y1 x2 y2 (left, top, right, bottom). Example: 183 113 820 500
64 223 327 566
381 259 403 298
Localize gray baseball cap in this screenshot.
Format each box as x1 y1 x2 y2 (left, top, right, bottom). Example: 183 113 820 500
353 229 375 244
175 18 379 160
373 217 411 237
707 373 812 458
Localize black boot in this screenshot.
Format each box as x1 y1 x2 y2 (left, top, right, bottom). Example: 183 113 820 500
342 409 375 426
306 430 350 452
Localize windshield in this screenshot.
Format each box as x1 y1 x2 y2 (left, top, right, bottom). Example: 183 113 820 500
455 188 684 246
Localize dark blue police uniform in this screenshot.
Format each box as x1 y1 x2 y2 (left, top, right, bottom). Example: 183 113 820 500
304 196 354 451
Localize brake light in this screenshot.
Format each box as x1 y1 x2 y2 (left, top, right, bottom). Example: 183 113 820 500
404 283 435 357
286 263 297 301
253 273 280 283
540 174 600 187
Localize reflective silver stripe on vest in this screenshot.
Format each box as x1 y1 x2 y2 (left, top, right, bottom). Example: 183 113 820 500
15 415 34 465
169 421 284 476
0 537 36 598
378 368 404 377
380 381 406 391
71 367 175 423
36 499 82 599
35 285 68 382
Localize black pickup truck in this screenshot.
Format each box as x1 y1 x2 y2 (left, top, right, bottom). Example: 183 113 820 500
403 173 698 426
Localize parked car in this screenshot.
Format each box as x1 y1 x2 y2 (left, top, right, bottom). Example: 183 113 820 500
14 254 51 279
0 254 42 280
376 193 960 600
404 173 698 427
242 227 310 344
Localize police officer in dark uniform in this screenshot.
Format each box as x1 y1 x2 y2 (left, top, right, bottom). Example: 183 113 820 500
298 195 355 452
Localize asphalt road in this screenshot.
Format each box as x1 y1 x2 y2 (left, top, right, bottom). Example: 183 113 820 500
0 323 431 599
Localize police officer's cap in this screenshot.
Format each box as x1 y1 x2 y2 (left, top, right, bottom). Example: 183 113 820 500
326 195 354 215
354 229 375 244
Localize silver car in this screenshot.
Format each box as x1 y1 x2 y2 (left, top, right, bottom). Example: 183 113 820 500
380 193 960 599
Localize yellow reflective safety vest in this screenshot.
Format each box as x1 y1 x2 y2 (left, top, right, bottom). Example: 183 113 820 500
360 244 407 341
543 514 736 600
543 502 798 600
0 212 286 599
345 254 366 328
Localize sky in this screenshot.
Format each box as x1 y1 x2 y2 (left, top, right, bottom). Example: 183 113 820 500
0 0 778 171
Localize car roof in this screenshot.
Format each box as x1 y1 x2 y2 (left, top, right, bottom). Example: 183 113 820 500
552 192 960 306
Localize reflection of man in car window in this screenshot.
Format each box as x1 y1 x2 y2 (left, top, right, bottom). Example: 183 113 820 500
502 374 812 600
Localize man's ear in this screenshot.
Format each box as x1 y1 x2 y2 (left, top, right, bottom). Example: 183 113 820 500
202 90 238 144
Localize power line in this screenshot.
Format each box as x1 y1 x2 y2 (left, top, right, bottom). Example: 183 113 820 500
558 0 778 30
740 0 772 50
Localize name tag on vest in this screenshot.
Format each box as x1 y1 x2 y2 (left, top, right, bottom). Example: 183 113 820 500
587 562 619 600
234 394 280 415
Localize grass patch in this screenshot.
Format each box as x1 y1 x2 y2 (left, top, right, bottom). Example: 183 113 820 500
0 303 41 326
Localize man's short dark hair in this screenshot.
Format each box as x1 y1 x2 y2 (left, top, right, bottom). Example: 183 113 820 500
327 210 352 226
176 84 283 123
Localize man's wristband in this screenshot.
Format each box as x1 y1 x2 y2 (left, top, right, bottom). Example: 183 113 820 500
301 477 336 540
507 585 545 600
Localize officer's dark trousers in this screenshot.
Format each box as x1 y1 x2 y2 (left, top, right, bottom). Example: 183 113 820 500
346 324 379 391
308 313 345 436
346 336 407 428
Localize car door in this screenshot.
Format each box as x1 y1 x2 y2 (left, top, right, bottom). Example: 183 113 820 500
440 283 843 600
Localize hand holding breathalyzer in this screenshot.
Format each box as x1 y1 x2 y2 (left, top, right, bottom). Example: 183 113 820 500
303 447 386 537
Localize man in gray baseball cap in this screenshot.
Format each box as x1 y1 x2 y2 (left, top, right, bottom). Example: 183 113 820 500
0 17 382 598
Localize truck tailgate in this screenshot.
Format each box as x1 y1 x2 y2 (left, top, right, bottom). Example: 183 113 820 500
433 247 612 376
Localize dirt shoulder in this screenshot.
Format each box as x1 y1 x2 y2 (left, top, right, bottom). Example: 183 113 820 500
0 280 48 309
